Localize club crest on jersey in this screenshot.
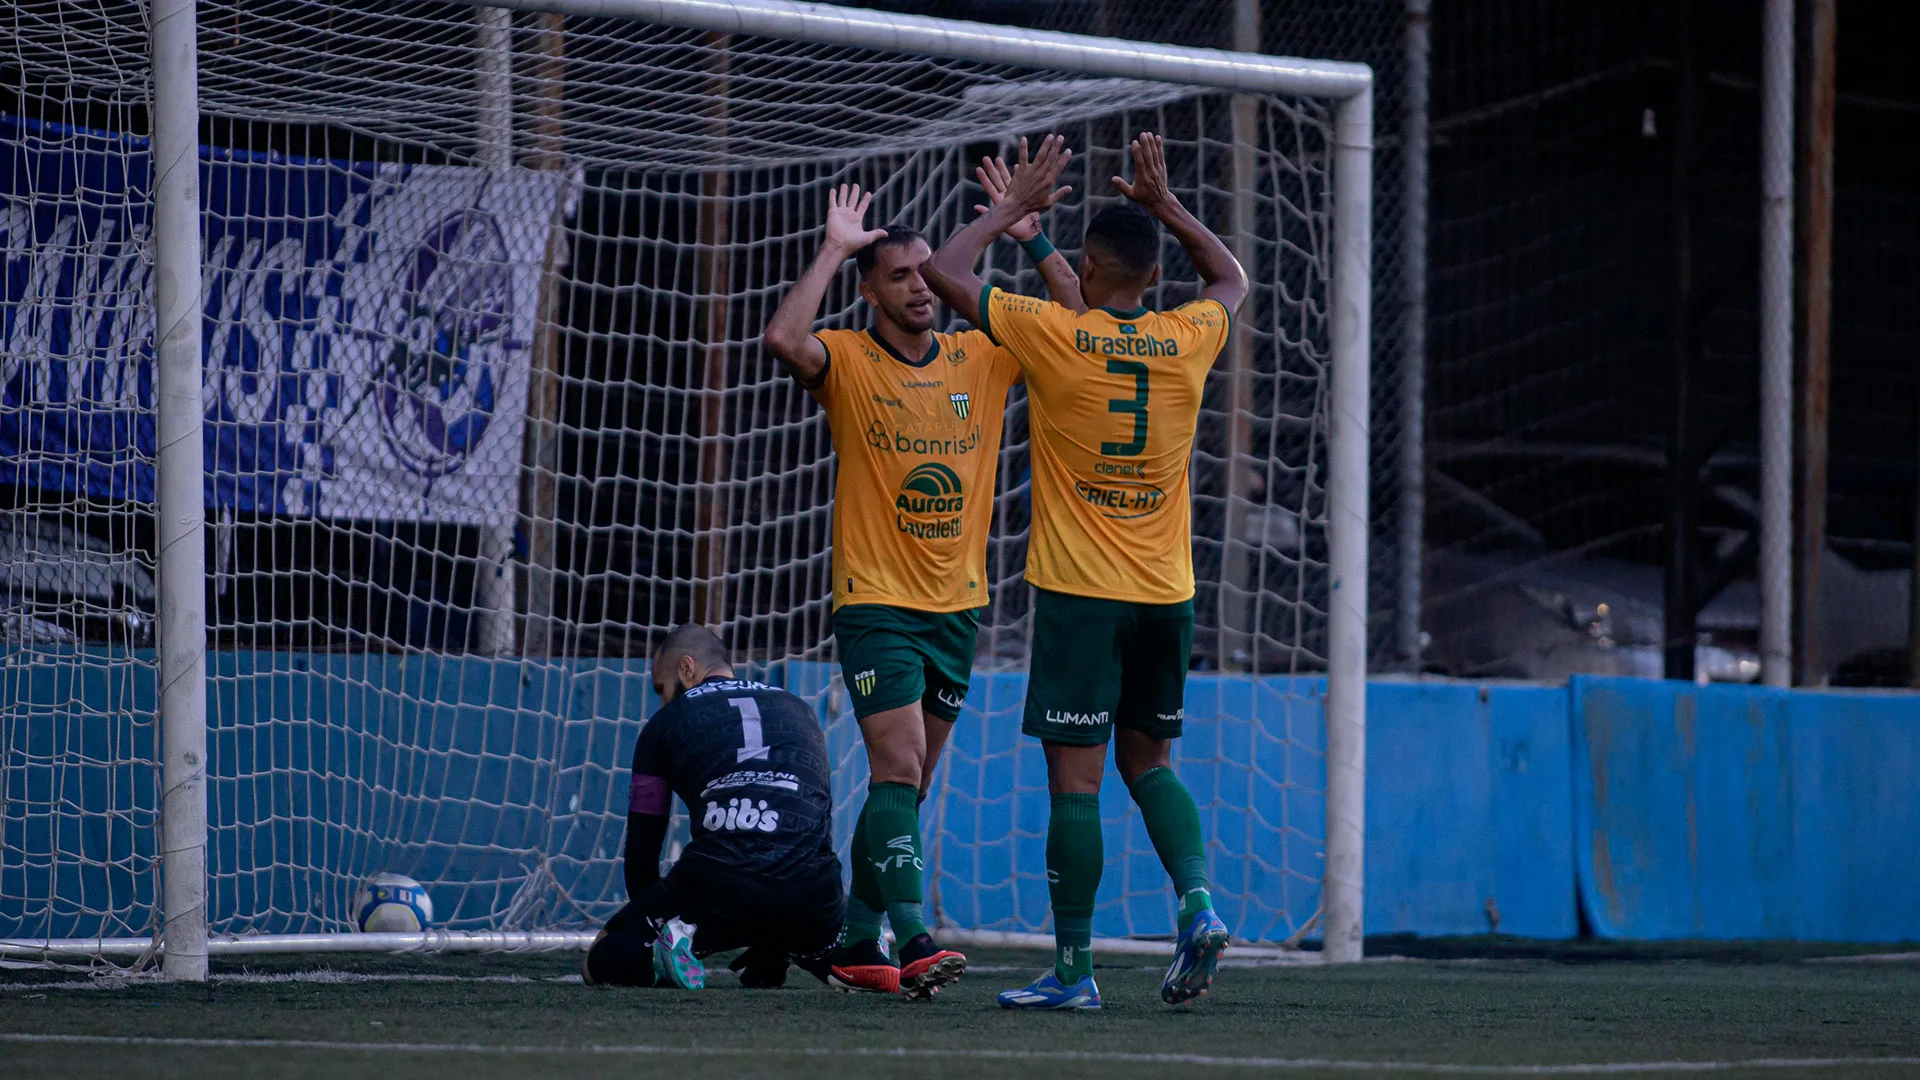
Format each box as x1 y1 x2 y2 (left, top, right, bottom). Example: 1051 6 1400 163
949 391 971 419
854 668 877 696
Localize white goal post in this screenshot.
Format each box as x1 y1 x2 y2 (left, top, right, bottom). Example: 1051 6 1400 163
0 0 1370 976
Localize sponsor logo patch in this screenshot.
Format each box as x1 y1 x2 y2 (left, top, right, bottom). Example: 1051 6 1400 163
1073 479 1167 519
861 423 981 456
700 770 803 796
701 797 782 833
895 461 965 540
1074 327 1178 358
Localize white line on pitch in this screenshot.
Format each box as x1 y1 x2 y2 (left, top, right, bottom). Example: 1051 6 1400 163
0 965 1111 993
0 972 581 993
3 1033 1919 1074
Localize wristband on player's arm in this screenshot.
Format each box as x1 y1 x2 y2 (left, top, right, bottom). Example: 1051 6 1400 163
1019 231 1057 264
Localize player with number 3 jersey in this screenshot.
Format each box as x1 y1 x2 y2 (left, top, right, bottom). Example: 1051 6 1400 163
924 132 1250 1010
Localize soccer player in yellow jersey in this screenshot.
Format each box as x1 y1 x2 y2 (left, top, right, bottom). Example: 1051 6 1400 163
923 133 1250 1010
761 180 1082 998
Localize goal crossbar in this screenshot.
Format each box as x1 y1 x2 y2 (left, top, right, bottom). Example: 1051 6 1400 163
474 0 1374 101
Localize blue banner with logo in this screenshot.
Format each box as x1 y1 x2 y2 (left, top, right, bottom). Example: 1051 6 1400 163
0 114 570 524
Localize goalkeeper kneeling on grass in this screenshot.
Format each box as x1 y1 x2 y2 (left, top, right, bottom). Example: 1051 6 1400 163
585 624 844 990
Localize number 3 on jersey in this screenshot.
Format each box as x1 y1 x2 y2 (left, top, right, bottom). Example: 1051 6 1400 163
729 697 769 762
1102 360 1149 457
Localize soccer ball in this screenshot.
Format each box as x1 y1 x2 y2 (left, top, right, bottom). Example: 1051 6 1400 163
353 873 434 932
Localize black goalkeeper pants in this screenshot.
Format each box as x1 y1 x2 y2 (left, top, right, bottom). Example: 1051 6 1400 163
586 856 843 988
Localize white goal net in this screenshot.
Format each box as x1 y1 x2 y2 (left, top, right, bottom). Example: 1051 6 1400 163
0 0 1370 969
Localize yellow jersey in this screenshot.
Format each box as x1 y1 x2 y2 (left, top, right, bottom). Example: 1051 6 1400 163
978 286 1231 604
810 326 1022 612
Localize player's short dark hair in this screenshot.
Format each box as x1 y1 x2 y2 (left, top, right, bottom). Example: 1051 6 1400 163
1084 204 1161 281
652 623 730 672
855 225 927 279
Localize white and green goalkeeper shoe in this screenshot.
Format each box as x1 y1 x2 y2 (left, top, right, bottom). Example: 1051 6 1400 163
652 917 705 990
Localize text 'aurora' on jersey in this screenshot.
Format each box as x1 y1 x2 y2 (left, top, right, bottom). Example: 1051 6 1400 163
895 461 965 540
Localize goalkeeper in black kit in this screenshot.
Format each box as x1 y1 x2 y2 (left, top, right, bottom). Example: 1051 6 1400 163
584 624 844 989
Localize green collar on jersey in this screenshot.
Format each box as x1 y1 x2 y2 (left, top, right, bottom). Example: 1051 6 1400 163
1099 304 1151 319
864 326 940 368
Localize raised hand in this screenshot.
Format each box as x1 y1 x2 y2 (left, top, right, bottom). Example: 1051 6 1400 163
824 183 888 255
1111 132 1174 212
974 140 1043 242
1002 133 1074 217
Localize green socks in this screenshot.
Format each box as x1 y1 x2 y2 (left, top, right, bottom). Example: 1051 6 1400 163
838 806 886 946
861 781 928 942
1048 792 1103 981
1127 767 1213 927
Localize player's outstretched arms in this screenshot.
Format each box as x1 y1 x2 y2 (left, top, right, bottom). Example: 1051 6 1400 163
924 132 1074 327
974 142 1087 314
762 183 887 388
1113 131 1250 314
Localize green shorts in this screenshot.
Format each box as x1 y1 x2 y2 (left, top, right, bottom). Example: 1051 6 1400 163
832 603 980 724
1023 588 1194 746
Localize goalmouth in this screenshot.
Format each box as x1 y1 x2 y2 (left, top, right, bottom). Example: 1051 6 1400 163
0 0 1370 978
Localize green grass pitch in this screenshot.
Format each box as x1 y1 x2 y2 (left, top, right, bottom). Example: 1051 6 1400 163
3 944 1918 1078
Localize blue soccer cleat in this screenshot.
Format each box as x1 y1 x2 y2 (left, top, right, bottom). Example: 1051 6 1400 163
652 917 705 990
1161 906 1230 1004
997 970 1102 1010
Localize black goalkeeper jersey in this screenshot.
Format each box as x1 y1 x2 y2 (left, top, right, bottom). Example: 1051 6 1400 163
629 676 836 882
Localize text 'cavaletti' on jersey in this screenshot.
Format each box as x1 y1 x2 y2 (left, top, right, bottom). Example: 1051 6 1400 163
810 327 1022 612
979 285 1231 605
